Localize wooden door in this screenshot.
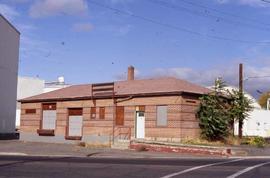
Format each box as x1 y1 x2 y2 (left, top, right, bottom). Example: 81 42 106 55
116 106 124 126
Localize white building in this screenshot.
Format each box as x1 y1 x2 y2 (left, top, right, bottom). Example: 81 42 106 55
16 76 45 127
222 86 270 137
210 85 270 137
0 14 20 138
44 76 70 93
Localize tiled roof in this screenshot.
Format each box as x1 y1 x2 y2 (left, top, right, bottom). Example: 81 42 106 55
19 77 210 102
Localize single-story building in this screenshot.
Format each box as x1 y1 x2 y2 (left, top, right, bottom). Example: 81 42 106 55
19 66 210 146
16 76 71 128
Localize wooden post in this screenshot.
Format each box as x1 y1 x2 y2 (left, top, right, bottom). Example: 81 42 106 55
238 63 243 139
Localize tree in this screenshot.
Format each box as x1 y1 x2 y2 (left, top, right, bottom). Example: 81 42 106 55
228 89 253 138
197 79 231 141
197 78 253 141
258 91 270 109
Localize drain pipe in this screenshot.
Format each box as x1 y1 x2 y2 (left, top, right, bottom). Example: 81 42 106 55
116 96 133 103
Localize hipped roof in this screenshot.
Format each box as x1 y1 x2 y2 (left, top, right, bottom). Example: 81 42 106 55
19 77 210 102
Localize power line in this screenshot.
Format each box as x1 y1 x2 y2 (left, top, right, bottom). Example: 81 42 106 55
245 75 270 80
88 0 270 45
179 0 270 27
148 0 270 32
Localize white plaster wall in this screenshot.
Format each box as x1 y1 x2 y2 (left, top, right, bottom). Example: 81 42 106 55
16 76 44 127
17 77 45 100
43 84 70 93
0 15 20 133
234 109 270 137
16 109 20 128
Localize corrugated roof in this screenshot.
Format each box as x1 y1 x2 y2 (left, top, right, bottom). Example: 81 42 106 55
19 77 210 102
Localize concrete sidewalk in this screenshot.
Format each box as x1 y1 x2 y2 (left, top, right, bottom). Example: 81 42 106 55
0 140 223 158
1 140 269 159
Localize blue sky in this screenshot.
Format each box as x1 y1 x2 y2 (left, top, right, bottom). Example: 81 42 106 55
1 0 270 97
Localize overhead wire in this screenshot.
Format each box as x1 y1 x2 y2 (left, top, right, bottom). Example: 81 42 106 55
179 0 270 27
148 0 270 32
88 0 270 45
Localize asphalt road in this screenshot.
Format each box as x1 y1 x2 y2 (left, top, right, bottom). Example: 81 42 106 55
0 156 270 178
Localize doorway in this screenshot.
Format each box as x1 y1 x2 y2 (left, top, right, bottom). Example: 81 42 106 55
136 111 145 139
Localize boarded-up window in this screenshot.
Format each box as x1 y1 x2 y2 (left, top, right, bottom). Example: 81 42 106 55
68 108 83 137
42 110 56 130
99 107 105 120
157 106 167 126
42 103 56 130
91 107 96 119
116 106 124 125
25 109 36 114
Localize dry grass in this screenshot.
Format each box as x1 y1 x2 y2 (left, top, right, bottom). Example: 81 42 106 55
181 138 226 147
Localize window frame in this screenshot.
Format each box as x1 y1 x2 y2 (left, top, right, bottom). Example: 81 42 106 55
99 107 105 120
156 105 168 127
66 108 83 140
90 107 96 119
25 109 36 114
37 103 57 136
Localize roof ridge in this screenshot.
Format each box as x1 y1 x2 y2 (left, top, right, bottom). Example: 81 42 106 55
20 77 210 102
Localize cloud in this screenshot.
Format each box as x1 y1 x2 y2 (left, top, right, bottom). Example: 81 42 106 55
110 0 134 4
29 0 88 18
0 2 58 65
215 0 268 7
0 3 19 20
16 24 36 31
72 22 93 32
6 0 31 4
104 24 132 36
151 64 270 98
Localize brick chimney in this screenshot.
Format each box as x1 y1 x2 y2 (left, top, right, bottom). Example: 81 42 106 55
127 66 135 80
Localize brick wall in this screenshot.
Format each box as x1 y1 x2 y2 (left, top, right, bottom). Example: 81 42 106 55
20 103 41 132
20 94 201 143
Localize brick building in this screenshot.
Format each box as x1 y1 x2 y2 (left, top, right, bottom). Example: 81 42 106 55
19 66 210 146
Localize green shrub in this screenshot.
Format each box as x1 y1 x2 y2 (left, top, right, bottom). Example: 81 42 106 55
241 136 266 148
250 137 266 148
197 78 253 141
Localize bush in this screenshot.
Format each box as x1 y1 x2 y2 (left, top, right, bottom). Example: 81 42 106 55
241 136 266 148
197 78 253 141
197 79 231 141
250 137 266 148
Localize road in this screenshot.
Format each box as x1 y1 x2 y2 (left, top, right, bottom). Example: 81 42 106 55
0 156 270 178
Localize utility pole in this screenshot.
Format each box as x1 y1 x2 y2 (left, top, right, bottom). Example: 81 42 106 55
238 63 243 139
